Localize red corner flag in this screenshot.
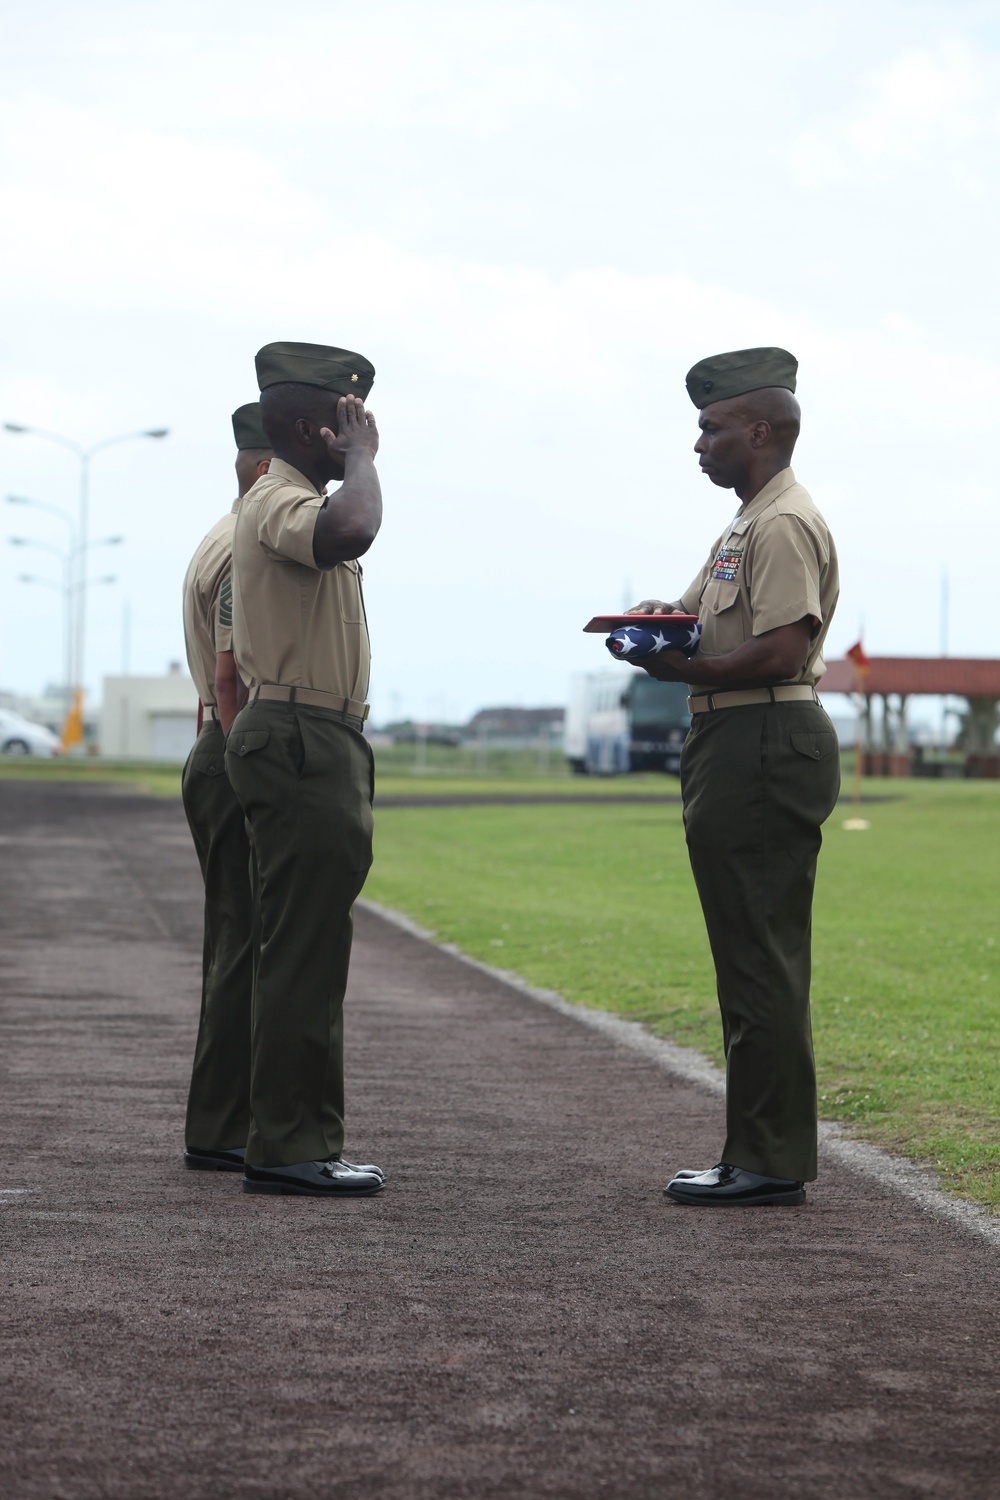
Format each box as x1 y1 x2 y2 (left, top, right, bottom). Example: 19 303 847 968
846 641 871 671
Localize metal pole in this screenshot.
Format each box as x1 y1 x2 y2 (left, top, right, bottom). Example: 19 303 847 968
6 495 77 716
121 596 131 675
843 671 871 830
940 568 949 752
75 451 89 698
63 549 73 719
940 568 949 657
4 425 168 711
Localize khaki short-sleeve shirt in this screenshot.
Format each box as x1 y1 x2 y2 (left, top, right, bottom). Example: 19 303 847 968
181 501 239 706
231 457 370 700
679 468 839 693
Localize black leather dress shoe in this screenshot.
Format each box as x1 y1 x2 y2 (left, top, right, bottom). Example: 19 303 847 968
664 1162 805 1206
242 1157 385 1197
340 1157 386 1182
184 1145 246 1172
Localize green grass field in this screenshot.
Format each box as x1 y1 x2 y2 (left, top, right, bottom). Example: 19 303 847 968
364 777 1000 1209
4 753 998 1207
0 756 184 797
0 744 658 801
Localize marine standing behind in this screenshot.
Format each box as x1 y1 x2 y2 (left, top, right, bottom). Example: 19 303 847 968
632 347 840 1207
180 403 271 1171
227 341 386 1198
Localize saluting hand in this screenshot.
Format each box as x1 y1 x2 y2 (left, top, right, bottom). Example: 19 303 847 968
320 395 379 462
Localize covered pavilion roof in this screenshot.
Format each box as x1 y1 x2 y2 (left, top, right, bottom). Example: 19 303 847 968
820 657 1000 697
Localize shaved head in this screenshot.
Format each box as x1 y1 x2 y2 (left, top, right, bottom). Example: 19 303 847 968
258 380 350 487
259 381 341 448
257 378 367 489
724 387 801 456
694 386 802 500
235 446 272 498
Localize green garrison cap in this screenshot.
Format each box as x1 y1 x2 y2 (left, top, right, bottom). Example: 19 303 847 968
685 346 797 408
231 402 269 450
255 341 375 400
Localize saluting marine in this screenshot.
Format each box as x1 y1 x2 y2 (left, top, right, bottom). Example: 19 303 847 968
226 341 386 1197
632 347 841 1206
180 402 271 1172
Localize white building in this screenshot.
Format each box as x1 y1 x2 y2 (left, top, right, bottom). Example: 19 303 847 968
101 667 199 760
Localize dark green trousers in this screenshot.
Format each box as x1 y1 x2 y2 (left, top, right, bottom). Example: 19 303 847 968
225 701 374 1168
680 701 841 1182
181 721 254 1151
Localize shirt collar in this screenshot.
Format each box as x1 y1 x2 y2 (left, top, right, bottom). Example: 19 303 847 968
265 456 321 495
736 466 796 526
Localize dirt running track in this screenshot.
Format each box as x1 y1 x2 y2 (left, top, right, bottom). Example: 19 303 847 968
1 781 999 1500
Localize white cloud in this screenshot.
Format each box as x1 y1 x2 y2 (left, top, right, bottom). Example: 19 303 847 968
0 99 320 305
790 39 1000 188
848 43 988 148
3 2 1000 720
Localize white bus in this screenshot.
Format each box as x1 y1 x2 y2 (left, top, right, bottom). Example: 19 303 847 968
565 671 691 776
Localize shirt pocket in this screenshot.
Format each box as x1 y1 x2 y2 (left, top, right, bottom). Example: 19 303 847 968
337 559 365 625
701 578 740 617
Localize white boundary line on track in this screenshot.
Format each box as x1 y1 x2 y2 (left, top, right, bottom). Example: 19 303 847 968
359 898 1000 1254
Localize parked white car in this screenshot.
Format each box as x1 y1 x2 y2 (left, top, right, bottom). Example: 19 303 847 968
0 709 62 756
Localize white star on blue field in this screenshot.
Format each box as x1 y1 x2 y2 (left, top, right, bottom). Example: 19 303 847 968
607 624 702 661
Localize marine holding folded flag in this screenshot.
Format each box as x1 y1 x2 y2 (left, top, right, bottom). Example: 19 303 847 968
225 342 386 1197
629 346 840 1207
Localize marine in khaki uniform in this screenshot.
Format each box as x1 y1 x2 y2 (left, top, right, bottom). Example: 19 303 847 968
180 403 272 1172
226 341 386 1198
631 347 840 1207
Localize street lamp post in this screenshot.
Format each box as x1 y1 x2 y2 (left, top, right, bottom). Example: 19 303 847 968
18 570 117 707
76 534 124 700
10 535 73 715
7 492 75 715
3 424 168 718
9 525 123 717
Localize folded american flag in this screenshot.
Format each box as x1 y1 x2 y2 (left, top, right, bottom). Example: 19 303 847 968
606 621 702 661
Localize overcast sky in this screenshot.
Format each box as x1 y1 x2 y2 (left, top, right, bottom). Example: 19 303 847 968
2 0 998 723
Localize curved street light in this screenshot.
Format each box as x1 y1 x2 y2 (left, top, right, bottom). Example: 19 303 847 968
11 535 73 710
10 536 63 557
7 516 124 716
6 492 75 531
18 572 62 590
3 425 168 714
20 571 117 588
